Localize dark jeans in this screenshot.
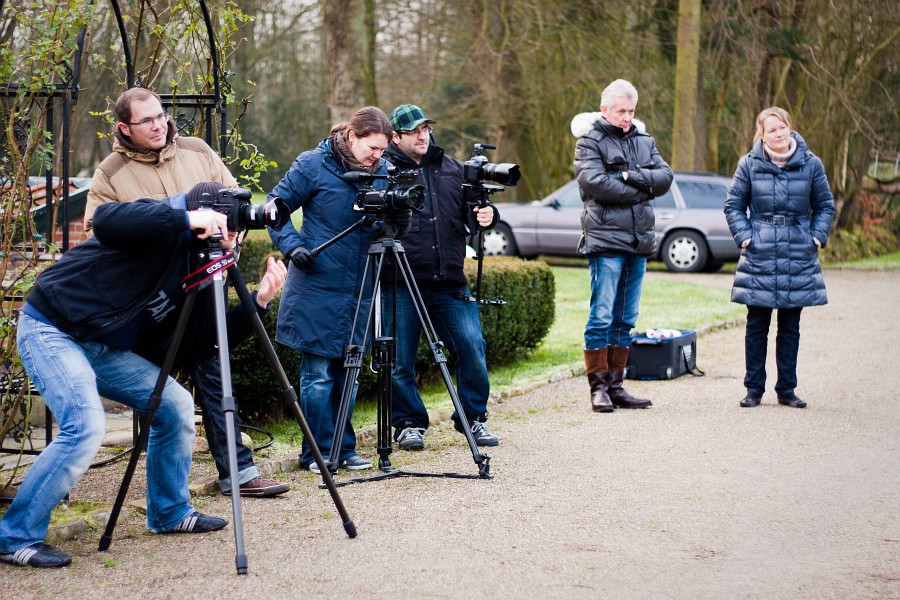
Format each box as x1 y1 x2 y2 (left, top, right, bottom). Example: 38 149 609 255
744 306 803 397
298 352 359 467
380 285 490 433
192 353 260 490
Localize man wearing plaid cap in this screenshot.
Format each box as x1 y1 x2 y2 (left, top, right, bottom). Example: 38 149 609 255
381 104 501 451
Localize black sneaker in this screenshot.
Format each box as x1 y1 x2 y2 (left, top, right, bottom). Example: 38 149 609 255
340 454 373 470
454 420 500 447
396 426 426 451
162 511 228 534
0 542 71 568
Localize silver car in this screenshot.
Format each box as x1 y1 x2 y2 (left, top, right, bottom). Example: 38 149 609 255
482 172 740 272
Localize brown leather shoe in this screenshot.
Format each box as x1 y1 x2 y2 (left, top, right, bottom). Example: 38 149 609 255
223 476 290 497
585 348 614 413
608 347 652 409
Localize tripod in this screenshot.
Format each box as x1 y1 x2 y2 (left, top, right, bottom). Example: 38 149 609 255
324 220 492 486
99 236 356 575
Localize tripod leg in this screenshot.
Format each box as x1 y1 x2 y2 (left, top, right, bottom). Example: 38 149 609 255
373 337 395 468
394 250 490 477
329 346 363 473
227 264 357 539
210 279 249 575
99 290 199 552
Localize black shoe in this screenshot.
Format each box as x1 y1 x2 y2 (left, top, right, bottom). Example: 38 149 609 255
162 511 228 534
0 542 71 568
454 420 500 447
740 393 762 407
223 476 290 498
777 394 807 408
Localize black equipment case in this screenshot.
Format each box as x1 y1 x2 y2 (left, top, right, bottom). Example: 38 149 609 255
625 329 699 380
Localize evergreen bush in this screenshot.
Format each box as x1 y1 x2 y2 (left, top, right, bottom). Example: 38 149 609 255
229 255 555 424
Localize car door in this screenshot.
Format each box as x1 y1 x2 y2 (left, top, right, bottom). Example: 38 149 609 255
534 180 584 255
675 179 738 261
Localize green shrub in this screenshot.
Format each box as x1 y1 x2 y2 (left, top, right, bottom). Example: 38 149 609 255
228 290 301 424
463 256 555 365
237 237 281 283
229 255 555 424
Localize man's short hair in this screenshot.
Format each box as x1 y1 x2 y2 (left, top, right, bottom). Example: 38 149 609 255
600 79 639 109
115 87 163 125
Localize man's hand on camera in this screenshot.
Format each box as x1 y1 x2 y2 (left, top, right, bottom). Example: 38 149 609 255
257 257 287 307
188 210 228 240
287 246 315 271
473 205 496 228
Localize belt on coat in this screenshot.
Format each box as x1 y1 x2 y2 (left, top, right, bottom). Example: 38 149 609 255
752 214 802 227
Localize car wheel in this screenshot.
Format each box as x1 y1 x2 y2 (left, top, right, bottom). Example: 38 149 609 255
482 223 518 256
701 261 724 273
661 230 708 273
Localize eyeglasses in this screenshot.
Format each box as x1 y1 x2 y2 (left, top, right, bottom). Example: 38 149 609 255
399 125 433 137
128 112 169 128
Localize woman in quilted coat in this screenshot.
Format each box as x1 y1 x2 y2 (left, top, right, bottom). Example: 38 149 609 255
725 107 835 409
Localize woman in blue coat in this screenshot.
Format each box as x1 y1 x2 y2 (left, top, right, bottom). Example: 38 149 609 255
268 106 393 471
725 107 835 409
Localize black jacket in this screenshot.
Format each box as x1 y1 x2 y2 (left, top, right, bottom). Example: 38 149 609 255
383 140 497 289
574 118 673 257
25 198 264 368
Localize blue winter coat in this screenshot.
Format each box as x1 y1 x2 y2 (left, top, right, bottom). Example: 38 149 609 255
724 132 835 308
267 138 389 358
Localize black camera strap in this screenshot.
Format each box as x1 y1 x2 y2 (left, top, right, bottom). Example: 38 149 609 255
181 250 237 292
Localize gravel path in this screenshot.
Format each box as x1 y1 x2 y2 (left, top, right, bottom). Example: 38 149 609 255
1 269 897 599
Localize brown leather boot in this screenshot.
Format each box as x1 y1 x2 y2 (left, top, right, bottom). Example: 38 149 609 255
584 348 614 412
608 346 652 408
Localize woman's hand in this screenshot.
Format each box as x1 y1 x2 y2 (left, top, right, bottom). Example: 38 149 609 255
741 238 751 249
257 257 288 307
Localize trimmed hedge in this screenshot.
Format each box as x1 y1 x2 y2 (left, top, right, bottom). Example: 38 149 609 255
228 241 556 424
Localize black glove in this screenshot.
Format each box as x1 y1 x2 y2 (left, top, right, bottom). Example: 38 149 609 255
288 246 315 271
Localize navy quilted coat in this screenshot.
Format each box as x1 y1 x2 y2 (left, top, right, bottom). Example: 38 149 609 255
724 132 835 308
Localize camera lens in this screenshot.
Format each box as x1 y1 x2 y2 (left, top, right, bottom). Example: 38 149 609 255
482 162 521 186
238 197 290 230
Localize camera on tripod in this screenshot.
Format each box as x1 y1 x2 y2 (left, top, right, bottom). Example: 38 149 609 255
344 166 426 216
199 187 290 232
463 143 521 187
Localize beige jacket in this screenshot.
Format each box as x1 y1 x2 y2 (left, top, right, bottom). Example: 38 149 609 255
84 134 237 233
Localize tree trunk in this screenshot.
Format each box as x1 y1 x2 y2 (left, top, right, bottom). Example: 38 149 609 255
320 0 365 124
671 0 701 171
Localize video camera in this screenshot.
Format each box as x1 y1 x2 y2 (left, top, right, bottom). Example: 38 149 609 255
199 187 290 232
343 166 425 215
463 144 520 188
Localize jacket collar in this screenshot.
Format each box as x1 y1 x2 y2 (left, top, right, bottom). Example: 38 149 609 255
750 131 810 170
384 138 444 168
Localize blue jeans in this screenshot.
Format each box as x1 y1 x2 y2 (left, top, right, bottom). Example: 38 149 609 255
744 306 803 397
298 353 359 467
585 254 647 349
191 354 260 492
0 314 196 553
380 285 491 432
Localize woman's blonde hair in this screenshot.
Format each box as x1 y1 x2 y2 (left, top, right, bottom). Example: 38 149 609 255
753 106 793 146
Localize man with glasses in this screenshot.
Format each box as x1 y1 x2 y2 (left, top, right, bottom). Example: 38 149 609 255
82 87 289 498
381 104 500 451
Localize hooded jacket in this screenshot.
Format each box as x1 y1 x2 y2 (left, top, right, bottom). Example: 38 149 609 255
267 138 390 358
84 122 236 233
574 117 673 257
25 197 265 368
725 132 835 308
383 140 497 289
